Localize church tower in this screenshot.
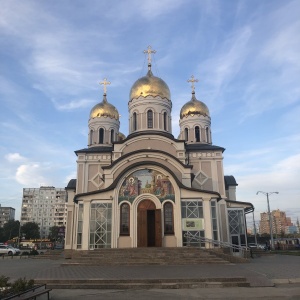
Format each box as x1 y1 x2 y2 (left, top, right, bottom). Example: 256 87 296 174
179 76 211 144
128 46 172 135
88 79 121 146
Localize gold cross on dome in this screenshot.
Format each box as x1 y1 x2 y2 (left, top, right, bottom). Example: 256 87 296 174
100 78 111 94
187 75 199 92
143 45 156 64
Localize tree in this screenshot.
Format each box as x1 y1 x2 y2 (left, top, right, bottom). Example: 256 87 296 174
1 220 20 243
48 226 59 241
48 226 65 242
21 222 40 239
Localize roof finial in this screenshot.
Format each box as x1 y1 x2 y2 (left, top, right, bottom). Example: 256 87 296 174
99 78 111 95
143 45 156 70
187 75 199 94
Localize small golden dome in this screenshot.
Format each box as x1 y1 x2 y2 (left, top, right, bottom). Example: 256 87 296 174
118 132 126 141
89 94 119 120
129 69 171 101
180 92 210 119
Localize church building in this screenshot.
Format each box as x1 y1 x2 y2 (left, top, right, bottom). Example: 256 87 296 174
65 46 253 256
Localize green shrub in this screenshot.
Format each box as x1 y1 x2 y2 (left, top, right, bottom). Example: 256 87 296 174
10 278 34 293
0 275 10 288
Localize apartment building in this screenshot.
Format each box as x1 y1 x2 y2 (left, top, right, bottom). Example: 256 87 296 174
20 186 67 239
259 209 293 235
0 206 15 227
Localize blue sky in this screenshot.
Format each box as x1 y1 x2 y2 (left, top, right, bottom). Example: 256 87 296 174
1 0 299 228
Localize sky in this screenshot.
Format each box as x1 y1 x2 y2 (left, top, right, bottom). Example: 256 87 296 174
0 0 299 229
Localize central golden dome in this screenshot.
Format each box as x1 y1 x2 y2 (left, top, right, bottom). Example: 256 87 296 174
129 69 170 101
89 94 119 120
180 92 210 119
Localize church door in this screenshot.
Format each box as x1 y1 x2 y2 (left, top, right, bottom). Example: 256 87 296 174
137 200 162 247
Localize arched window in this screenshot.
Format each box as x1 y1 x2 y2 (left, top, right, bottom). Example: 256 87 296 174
110 129 114 143
133 112 137 131
184 128 188 141
206 127 209 143
163 112 167 130
195 126 200 142
164 202 174 234
147 110 153 128
99 128 104 144
120 203 130 235
89 130 93 145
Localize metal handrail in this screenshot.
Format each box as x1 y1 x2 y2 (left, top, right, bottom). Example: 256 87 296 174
183 233 249 257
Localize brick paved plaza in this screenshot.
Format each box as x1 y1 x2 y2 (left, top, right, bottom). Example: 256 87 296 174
1 254 300 299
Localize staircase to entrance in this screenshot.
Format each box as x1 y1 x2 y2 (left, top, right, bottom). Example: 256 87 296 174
64 247 231 266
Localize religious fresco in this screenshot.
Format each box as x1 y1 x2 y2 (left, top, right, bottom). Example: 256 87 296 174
118 169 175 203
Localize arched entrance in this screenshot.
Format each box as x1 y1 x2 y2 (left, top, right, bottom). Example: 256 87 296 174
137 199 162 247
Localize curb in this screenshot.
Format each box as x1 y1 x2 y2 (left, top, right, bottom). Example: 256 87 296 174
272 278 300 284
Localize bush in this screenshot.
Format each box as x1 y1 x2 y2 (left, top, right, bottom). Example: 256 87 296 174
0 275 10 288
0 276 34 298
11 278 34 293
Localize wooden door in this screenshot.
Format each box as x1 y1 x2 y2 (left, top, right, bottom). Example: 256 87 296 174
155 209 162 247
137 200 162 247
137 209 147 247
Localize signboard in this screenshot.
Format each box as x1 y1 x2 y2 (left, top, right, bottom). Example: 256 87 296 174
182 218 204 231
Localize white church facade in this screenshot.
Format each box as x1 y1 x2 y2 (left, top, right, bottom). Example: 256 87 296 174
64 47 253 256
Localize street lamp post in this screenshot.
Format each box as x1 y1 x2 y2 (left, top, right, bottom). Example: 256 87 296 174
256 191 279 250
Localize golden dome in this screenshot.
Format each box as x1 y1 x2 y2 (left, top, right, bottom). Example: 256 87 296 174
180 92 210 119
89 94 119 120
129 69 171 101
118 132 126 141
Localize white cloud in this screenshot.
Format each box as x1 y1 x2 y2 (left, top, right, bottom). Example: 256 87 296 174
52 98 96 111
65 171 77 185
5 153 26 163
15 163 47 186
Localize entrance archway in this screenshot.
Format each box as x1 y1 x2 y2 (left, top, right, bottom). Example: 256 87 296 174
137 199 162 247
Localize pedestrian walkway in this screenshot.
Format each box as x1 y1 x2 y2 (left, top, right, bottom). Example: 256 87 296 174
1 254 300 299
1 254 300 287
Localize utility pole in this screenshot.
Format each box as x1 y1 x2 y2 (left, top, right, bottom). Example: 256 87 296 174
252 212 258 246
257 191 279 250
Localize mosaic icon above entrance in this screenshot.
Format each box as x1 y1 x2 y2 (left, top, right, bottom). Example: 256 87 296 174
118 169 175 203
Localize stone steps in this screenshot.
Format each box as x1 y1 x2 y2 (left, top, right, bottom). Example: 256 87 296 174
65 247 230 265
35 278 250 289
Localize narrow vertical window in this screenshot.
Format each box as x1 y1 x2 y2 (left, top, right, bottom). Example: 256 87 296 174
206 127 209 143
99 128 104 144
110 129 114 143
164 202 174 234
133 112 137 131
147 110 153 128
120 203 130 235
211 200 218 241
163 112 167 130
184 128 188 141
90 130 93 145
195 126 200 142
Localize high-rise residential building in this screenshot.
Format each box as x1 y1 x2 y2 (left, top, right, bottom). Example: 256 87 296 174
20 186 67 239
0 205 15 227
259 209 293 235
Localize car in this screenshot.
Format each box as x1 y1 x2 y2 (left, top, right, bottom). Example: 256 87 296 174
248 243 258 248
0 244 17 256
7 245 21 255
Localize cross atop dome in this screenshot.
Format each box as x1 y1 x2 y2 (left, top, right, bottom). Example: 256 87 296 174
100 78 111 95
143 45 156 70
187 75 199 93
